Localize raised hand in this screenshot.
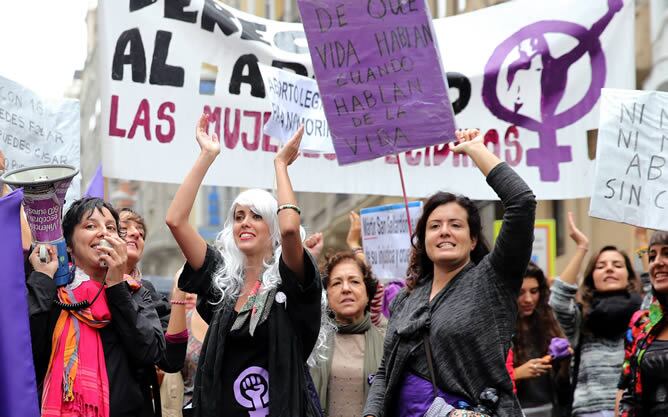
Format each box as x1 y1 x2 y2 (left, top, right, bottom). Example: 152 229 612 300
346 211 362 248
195 113 221 157
304 232 324 259
449 128 483 154
275 125 304 168
567 211 589 250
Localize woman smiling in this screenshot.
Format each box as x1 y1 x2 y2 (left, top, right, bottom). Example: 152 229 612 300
363 128 536 417
27 198 166 417
549 213 642 417
165 114 323 417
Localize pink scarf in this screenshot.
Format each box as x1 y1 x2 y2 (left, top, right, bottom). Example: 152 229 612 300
41 271 140 417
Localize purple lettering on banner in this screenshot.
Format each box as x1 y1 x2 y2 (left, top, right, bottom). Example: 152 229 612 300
297 0 456 165
482 0 623 181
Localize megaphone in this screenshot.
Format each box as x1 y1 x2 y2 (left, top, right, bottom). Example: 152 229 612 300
1 164 79 286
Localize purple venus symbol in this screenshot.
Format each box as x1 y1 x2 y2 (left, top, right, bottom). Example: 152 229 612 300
482 0 624 181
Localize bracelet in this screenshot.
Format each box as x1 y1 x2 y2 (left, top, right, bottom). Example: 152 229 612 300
351 247 364 255
171 300 187 305
277 204 301 215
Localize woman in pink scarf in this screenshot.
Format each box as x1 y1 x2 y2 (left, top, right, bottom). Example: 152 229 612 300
27 197 166 417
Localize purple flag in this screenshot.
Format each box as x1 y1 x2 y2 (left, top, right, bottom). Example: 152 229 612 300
0 188 40 417
298 0 456 165
85 164 104 198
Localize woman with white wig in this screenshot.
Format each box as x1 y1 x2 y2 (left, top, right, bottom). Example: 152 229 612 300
165 114 322 417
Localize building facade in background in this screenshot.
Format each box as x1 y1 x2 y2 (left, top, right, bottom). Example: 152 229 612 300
72 0 666 280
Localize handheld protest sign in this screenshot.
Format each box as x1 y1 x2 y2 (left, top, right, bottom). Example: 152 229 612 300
361 201 423 280
2 164 78 286
260 65 334 153
589 88 668 230
0 75 81 202
297 0 457 164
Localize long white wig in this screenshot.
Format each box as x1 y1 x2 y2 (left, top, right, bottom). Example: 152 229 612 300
308 290 338 367
210 188 335 365
211 189 282 303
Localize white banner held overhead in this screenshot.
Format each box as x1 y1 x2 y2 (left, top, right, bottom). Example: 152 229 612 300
590 89 668 230
0 75 81 201
99 0 634 200
259 65 333 153
361 201 422 280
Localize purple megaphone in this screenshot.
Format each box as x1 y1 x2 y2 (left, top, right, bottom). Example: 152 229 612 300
1 164 78 286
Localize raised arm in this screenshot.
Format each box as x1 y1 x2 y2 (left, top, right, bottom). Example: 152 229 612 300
449 129 502 176
346 211 367 263
560 212 590 285
166 114 220 270
274 126 306 281
452 130 536 283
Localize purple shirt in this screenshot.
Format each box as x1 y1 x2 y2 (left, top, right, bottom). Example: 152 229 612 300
397 373 469 417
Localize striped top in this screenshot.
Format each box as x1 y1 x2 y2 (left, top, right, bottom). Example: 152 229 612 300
549 278 625 415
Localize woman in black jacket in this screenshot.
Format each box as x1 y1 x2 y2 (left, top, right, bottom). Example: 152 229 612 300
363 129 536 417
165 114 322 417
28 197 168 417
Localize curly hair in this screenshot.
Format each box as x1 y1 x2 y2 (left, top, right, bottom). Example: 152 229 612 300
580 245 640 321
513 262 565 365
405 192 490 290
322 251 378 313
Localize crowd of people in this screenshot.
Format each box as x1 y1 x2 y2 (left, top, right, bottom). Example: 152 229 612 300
7 116 668 417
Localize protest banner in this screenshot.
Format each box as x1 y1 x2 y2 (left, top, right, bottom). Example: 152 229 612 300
361 201 422 280
589 88 668 230
494 219 556 277
0 189 40 417
99 0 634 200
259 65 334 152
0 75 81 201
297 0 455 164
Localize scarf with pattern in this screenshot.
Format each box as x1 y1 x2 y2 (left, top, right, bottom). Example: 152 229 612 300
41 269 141 417
619 296 666 417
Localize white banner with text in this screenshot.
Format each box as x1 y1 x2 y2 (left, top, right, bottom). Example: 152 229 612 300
99 0 634 199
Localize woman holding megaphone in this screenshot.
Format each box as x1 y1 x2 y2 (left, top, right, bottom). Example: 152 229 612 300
27 197 167 417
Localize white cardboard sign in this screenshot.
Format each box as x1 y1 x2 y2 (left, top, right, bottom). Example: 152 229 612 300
260 65 333 153
590 88 668 229
0 75 81 201
361 201 422 280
